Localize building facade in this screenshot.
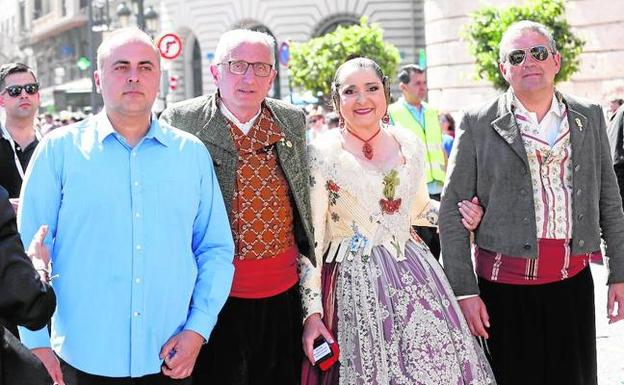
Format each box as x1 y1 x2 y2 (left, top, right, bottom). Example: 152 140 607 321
425 0 624 113
159 0 427 104
3 0 620 114
8 0 159 112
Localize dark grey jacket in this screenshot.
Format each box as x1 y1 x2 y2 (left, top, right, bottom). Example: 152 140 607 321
160 93 315 265
0 186 56 385
440 91 624 296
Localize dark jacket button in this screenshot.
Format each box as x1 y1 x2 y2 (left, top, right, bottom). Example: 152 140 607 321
524 243 531 250
578 239 585 247
214 159 222 167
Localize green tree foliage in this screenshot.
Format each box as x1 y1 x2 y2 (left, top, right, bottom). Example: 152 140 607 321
463 0 584 90
289 18 401 99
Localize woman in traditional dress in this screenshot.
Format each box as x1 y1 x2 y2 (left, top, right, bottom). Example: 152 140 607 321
299 57 496 385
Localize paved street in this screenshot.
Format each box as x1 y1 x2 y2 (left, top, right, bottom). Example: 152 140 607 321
593 263 624 385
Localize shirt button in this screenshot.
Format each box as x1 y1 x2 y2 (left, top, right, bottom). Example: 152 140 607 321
135 278 141 284
133 311 141 317
132 152 137 157
134 181 139 187
135 212 141 218
136 244 142 250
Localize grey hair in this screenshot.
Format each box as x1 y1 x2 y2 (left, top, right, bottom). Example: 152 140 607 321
213 29 276 65
499 20 558 63
97 27 160 69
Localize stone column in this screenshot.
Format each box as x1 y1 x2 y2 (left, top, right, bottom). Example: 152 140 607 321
424 0 527 114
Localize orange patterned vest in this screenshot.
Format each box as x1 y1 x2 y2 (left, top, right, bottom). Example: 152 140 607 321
226 106 298 298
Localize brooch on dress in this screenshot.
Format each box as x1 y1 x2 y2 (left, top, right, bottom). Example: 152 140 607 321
379 169 401 215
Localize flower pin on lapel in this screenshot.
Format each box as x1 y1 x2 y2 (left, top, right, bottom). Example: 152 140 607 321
575 118 583 131
279 138 293 147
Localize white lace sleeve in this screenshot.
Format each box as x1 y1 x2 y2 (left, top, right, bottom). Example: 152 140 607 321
410 180 439 227
299 145 328 322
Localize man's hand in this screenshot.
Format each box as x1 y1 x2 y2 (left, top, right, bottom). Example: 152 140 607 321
607 282 624 324
32 347 65 385
160 330 204 379
458 296 490 339
459 197 483 231
302 313 334 364
27 225 50 277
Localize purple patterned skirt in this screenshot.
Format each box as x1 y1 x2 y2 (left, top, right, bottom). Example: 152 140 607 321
302 240 496 385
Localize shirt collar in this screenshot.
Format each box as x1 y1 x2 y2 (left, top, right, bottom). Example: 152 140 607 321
508 89 565 120
94 110 169 147
218 100 262 129
400 97 425 113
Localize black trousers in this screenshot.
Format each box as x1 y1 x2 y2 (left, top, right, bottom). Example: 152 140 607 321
192 284 303 385
413 193 441 259
479 267 597 385
60 359 191 385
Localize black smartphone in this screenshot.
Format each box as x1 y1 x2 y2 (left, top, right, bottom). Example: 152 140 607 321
313 338 333 364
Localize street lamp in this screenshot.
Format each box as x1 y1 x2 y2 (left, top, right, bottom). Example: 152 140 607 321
115 2 131 28
144 6 159 35
116 0 158 33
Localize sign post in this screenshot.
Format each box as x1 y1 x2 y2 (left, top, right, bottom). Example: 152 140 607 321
157 33 183 60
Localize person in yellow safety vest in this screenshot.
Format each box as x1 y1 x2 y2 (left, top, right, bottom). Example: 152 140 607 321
388 64 446 259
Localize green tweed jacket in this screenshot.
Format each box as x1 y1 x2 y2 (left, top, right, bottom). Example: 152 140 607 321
160 93 315 265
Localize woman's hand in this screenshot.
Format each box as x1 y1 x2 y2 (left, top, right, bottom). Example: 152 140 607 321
302 313 334 364
459 197 483 231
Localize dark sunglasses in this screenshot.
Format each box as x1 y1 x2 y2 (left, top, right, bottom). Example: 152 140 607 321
505 45 553 66
2 83 40 97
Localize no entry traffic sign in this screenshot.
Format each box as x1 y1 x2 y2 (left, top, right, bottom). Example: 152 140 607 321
157 33 183 60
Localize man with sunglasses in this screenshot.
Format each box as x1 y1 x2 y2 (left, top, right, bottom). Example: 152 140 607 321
0 63 41 206
440 20 624 385
161 29 313 385
0 63 43 341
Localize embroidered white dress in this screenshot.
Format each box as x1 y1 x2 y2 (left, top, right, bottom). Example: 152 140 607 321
300 126 496 385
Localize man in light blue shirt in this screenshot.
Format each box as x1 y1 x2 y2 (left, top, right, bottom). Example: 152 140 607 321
17 28 234 384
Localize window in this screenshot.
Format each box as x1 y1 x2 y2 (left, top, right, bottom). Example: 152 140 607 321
33 0 51 20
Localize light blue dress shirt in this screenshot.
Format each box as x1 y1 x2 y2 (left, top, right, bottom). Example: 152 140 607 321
18 112 234 377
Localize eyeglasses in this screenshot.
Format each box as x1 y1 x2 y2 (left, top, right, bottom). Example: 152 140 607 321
505 45 554 66
218 60 273 77
2 83 40 97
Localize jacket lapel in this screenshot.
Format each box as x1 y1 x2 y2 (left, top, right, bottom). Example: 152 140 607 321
565 100 588 155
491 93 530 167
267 100 302 184
196 94 237 156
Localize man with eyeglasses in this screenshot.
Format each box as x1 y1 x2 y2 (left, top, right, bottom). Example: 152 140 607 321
161 29 314 385
0 63 41 210
440 20 624 385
